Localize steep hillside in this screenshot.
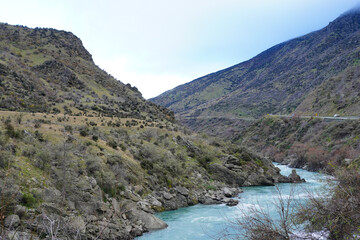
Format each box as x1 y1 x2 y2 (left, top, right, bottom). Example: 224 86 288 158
152 10 360 133
295 64 360 115
0 23 172 121
0 23 290 239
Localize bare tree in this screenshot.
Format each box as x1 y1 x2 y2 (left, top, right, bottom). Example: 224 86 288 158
214 186 327 240
296 169 360 240
37 214 83 240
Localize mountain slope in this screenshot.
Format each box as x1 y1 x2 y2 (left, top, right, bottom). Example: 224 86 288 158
152 10 360 132
0 23 173 121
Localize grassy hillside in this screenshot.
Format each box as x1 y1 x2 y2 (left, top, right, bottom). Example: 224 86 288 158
152 10 360 134
0 23 173 122
295 64 360 115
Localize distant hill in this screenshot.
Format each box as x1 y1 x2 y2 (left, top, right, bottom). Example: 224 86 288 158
151 9 360 135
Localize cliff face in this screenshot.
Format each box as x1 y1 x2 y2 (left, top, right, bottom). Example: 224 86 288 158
0 23 288 239
151 11 360 136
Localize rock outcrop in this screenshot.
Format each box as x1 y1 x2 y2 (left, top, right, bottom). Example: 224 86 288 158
288 169 306 183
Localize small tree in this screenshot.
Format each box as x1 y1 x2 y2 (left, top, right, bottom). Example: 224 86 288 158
216 187 298 240
296 169 360 239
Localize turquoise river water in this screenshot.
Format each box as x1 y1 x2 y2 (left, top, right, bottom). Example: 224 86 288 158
138 163 330 240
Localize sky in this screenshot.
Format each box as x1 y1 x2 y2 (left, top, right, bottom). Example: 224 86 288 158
1 0 360 99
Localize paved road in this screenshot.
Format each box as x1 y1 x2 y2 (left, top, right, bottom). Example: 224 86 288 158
180 115 360 122
271 115 360 121
179 116 256 121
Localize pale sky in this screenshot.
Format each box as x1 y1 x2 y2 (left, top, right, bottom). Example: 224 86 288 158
1 0 360 98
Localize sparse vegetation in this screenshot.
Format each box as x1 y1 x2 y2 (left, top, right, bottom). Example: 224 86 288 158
241 116 360 173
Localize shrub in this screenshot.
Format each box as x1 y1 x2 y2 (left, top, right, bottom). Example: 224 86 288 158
21 192 37 208
205 184 216 191
296 169 360 239
34 130 45 142
140 159 154 170
219 187 309 240
5 123 22 139
305 146 328 171
97 171 118 197
197 155 213 170
119 143 126 151
86 156 102 175
0 151 12 169
89 121 97 126
35 151 52 170
107 139 118 149
22 145 37 158
79 127 89 137
64 125 73 133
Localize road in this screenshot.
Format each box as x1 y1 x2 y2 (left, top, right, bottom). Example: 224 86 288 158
180 114 360 122
271 115 360 121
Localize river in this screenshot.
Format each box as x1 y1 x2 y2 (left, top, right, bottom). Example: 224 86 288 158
138 163 330 240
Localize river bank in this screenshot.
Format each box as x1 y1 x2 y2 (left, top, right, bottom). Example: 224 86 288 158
138 163 329 240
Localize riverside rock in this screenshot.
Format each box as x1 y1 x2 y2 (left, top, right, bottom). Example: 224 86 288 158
288 169 306 183
128 209 168 230
225 199 239 207
176 186 189 196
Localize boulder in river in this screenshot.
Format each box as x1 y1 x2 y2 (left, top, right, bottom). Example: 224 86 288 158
288 169 306 183
225 199 239 207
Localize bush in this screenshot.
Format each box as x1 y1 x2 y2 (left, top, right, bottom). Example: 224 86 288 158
35 151 52 170
0 151 12 168
140 159 154 170
34 130 45 142
86 156 102 175
22 145 37 158
107 139 118 149
64 125 73 133
89 121 97 126
119 143 126 151
21 192 37 208
79 127 89 137
5 123 22 139
296 169 360 239
197 155 213 170
97 171 119 197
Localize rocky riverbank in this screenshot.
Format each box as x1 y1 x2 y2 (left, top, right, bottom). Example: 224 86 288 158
2 162 295 240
